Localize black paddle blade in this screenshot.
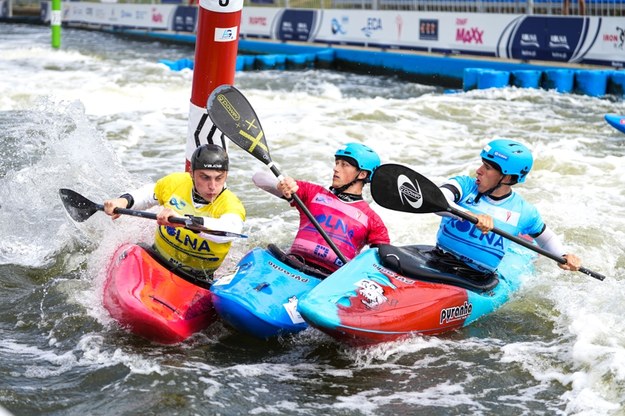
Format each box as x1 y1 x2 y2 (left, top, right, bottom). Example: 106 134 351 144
370 164 450 214
59 188 101 222
206 84 272 165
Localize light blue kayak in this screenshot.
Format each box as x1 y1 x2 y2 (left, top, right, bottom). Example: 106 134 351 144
297 243 536 346
605 113 625 134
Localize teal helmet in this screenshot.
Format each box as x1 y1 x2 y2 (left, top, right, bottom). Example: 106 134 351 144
480 139 533 183
335 143 381 183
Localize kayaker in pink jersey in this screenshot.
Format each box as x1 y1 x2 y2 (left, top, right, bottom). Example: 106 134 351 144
253 143 390 275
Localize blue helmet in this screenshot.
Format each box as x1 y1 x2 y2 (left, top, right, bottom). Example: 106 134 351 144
335 143 381 183
480 139 533 183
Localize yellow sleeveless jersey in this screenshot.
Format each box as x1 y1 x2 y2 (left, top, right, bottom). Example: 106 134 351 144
152 172 245 276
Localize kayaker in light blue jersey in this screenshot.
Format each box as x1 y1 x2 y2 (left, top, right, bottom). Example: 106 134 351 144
435 139 581 275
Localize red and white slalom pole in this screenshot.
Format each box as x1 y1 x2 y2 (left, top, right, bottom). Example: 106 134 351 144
185 0 243 171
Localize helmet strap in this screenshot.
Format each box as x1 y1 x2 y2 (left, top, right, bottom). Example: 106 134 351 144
475 175 514 203
329 187 364 202
330 171 365 196
501 177 518 186
192 186 205 204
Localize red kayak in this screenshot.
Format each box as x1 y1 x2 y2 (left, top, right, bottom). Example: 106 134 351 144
103 243 216 344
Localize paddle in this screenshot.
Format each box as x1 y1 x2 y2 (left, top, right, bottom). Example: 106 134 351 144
370 164 606 281
59 188 248 238
205 84 348 265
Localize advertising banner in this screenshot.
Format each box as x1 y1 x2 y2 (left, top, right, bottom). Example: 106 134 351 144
61 2 177 30
172 6 197 33
593 19 625 68
275 9 318 42
53 3 621 68
241 7 281 39
569 17 625 68
313 10 520 56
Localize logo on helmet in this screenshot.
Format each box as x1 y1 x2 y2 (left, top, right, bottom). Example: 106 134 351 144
201 163 225 169
493 151 509 160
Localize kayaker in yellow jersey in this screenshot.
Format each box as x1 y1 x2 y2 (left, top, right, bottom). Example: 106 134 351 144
103 144 246 280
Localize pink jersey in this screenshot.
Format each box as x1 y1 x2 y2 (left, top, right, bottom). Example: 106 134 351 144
289 181 390 272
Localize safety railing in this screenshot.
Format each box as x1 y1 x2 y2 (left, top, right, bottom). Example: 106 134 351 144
244 0 622 14
8 0 624 16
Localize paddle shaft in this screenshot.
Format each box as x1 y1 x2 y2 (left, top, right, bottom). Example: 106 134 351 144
112 206 246 238
66 194 246 238
448 206 605 281
108 205 181 225
205 84 348 264
268 163 349 265
370 164 606 282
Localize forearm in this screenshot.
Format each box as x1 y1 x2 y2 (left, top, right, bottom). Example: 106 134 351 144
252 171 282 198
123 183 158 210
436 185 464 218
534 226 582 271
534 226 566 257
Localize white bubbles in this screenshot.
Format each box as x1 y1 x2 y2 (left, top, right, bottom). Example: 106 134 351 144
2 24 625 416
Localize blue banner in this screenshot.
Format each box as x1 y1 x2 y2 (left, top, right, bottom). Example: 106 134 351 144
276 10 316 42
172 6 197 33
507 17 589 63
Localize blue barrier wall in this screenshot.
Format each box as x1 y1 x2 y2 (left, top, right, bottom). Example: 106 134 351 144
463 67 625 97
159 40 625 99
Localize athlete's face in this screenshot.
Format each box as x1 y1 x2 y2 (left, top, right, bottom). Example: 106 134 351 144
192 169 227 202
475 161 504 194
332 158 366 189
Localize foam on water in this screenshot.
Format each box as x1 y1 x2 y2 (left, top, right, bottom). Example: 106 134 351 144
1 24 625 415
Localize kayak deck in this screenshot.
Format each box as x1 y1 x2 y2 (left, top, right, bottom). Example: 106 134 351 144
103 243 216 344
210 247 322 339
298 245 534 346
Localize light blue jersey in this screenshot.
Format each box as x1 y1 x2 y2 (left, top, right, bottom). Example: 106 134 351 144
436 176 544 272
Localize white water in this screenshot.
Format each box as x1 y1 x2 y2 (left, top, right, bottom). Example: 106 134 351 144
1 24 624 415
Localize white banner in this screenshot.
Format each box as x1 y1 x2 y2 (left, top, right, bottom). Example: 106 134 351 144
53 3 621 68
241 7 282 39
314 10 520 54
62 2 177 30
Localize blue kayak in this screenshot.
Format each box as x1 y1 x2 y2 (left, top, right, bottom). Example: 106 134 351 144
297 243 536 346
605 113 625 134
210 246 324 339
